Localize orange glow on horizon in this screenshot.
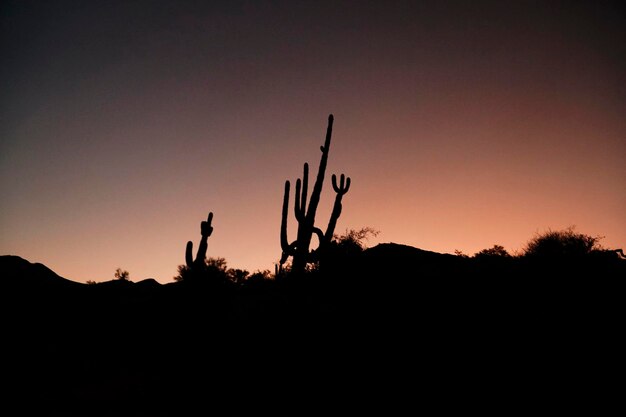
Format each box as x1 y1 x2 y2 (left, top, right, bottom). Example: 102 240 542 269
1 2 624 283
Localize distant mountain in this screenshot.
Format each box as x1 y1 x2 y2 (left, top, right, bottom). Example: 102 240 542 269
0 255 84 291
0 255 169 292
364 242 456 259
362 242 462 270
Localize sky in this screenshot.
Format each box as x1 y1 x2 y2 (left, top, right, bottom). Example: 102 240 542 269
1 0 624 283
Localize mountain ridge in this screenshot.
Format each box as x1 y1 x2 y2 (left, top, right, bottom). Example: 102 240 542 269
3 244 623 415
1 242 455 287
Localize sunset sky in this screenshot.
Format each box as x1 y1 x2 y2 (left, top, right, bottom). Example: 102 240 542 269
1 1 624 283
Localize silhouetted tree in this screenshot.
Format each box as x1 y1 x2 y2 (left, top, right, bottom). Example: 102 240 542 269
174 256 230 284
249 269 272 280
523 227 603 259
114 268 130 281
334 227 380 252
280 114 351 275
246 269 273 285
227 268 250 285
318 227 379 273
173 265 187 282
474 245 511 259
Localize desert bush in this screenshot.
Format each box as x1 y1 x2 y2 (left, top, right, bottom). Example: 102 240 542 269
333 227 380 253
523 227 603 259
474 245 511 259
114 268 130 281
174 256 231 283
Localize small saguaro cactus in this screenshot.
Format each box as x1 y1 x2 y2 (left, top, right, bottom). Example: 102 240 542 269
280 114 351 274
186 212 214 272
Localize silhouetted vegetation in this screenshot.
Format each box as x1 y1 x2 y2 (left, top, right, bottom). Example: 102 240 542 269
522 226 604 259
174 255 230 285
334 227 380 252
175 256 273 289
114 267 130 281
474 244 511 259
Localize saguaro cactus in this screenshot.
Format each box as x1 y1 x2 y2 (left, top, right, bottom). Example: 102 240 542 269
186 212 214 273
280 114 351 274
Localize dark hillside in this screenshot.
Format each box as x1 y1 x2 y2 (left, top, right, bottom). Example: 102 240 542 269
2 248 624 415
1 255 84 292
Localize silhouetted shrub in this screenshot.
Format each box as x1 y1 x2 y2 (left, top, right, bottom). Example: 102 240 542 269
314 227 380 274
246 270 273 285
174 256 231 284
474 245 511 259
227 268 250 285
174 257 271 288
523 227 603 259
114 267 130 281
334 227 380 253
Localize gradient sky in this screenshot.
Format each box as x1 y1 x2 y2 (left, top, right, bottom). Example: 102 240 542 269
2 1 624 283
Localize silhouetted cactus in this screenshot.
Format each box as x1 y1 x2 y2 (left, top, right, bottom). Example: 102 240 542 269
280 114 351 274
186 212 214 273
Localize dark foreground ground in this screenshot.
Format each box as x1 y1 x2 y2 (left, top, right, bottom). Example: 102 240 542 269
3 244 624 416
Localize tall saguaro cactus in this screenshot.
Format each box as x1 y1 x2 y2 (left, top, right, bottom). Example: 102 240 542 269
280 114 351 274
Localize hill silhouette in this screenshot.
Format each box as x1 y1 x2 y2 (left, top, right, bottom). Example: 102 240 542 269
2 255 83 292
3 244 624 415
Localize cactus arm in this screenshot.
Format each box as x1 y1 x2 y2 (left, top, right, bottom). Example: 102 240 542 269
331 173 351 195
309 227 324 267
185 241 194 268
312 227 325 246
294 178 302 221
325 175 351 242
280 241 297 264
294 163 308 222
280 180 298 260
281 180 291 251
